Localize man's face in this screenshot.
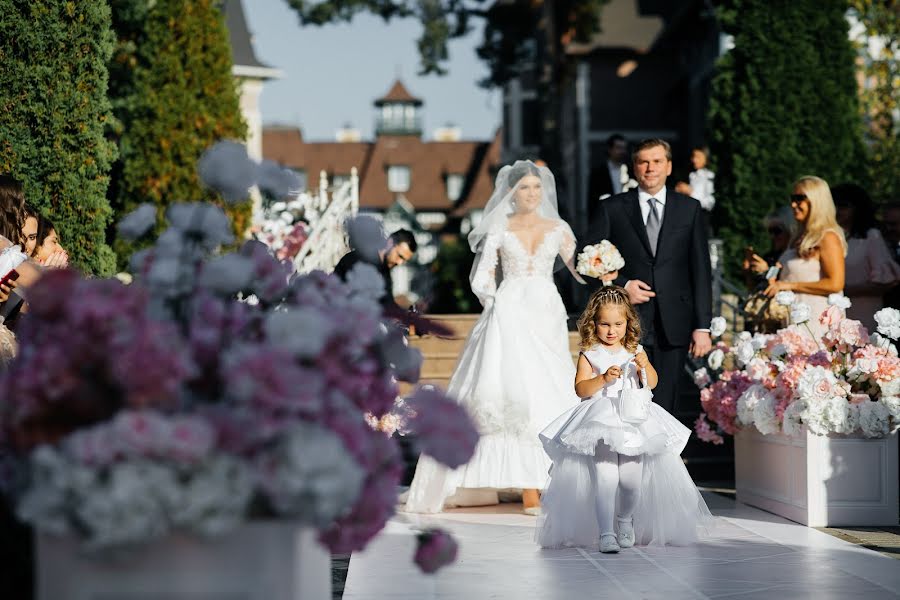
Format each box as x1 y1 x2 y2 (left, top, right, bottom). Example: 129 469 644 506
609 140 628 164
633 145 672 194
385 242 414 269
883 208 900 247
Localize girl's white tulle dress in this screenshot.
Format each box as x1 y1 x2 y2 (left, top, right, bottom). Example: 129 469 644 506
536 345 714 548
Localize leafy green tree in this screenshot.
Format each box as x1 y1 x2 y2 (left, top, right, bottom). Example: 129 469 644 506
848 0 900 204
0 0 118 275
707 0 866 277
108 0 248 266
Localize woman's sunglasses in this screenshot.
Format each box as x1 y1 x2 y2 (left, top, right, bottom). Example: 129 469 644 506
789 194 808 205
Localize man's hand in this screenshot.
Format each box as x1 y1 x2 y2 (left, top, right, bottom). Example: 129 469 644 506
624 279 655 304
689 330 712 358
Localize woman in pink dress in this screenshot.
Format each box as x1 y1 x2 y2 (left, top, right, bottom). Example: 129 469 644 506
832 183 900 331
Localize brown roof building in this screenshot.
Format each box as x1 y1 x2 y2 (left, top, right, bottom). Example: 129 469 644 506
262 80 501 226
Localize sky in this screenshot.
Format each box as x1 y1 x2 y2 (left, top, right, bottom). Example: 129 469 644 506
243 0 502 142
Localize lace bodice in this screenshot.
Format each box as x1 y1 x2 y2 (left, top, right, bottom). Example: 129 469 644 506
470 221 576 303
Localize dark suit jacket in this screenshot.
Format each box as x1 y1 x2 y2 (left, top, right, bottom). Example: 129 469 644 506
333 250 398 310
586 188 712 347
587 163 629 224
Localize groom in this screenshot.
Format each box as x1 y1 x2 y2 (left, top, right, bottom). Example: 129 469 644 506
586 138 712 414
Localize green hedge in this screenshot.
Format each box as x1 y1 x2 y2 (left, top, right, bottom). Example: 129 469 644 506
0 1 118 275
108 0 248 266
708 0 866 277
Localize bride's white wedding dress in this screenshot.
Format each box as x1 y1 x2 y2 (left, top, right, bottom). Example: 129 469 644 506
404 220 581 513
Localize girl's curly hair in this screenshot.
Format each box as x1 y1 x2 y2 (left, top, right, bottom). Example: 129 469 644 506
577 285 642 352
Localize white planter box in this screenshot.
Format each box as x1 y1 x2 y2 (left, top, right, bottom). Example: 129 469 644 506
37 522 331 600
735 427 899 527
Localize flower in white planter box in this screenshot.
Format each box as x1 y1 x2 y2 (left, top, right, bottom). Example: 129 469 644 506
775 290 796 306
874 307 900 340
782 400 807 437
707 349 724 370
709 317 727 338
858 400 891 438
752 391 781 435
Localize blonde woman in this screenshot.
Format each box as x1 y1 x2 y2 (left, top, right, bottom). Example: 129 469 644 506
762 176 847 339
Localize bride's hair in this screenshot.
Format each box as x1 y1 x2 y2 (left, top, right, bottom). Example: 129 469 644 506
792 175 847 258
506 162 541 188
578 286 641 352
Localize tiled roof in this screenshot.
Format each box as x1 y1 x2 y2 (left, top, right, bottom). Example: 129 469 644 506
261 126 502 213
374 80 423 106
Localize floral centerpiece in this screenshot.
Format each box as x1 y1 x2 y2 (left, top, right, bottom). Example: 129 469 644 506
0 142 477 575
576 240 625 284
694 295 900 444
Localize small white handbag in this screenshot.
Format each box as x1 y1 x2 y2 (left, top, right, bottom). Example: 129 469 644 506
615 362 652 424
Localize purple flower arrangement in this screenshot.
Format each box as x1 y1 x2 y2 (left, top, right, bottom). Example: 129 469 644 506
0 142 478 568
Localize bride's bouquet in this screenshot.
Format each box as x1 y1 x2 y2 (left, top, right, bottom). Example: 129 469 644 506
577 240 624 284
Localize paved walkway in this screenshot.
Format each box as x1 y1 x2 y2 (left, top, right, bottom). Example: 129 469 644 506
344 493 900 599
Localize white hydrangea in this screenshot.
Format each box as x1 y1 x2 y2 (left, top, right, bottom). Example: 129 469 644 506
782 400 807 437
858 401 891 438
804 396 853 435
168 455 254 537
880 396 900 433
737 384 768 427
752 391 781 435
880 378 900 397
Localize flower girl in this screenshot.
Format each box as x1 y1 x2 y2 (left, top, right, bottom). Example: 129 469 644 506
536 286 713 553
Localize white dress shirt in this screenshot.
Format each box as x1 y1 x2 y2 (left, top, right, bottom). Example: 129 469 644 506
638 186 667 225
688 168 715 211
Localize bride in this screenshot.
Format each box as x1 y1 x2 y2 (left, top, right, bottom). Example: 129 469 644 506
404 160 586 515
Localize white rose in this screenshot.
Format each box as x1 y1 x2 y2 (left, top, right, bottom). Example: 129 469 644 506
751 333 768 351
707 348 724 370
737 384 768 427
790 302 811 325
796 366 840 403
874 307 900 340
828 293 852 309
775 290 796 307
735 341 756 367
709 317 727 338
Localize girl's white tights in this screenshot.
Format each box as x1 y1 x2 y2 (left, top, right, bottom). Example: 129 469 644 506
590 442 643 535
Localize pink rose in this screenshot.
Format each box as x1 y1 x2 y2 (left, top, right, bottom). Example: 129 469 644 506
414 529 459 574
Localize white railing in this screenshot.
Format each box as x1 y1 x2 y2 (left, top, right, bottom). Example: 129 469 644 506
293 167 359 274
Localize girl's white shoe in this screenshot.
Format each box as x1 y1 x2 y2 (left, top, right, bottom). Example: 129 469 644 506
616 518 635 548
599 533 620 554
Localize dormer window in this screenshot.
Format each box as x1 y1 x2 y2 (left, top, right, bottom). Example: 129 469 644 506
387 166 410 193
446 174 464 201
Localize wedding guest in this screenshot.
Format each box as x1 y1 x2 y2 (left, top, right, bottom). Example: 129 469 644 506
0 176 44 324
33 215 68 269
762 176 847 339
882 202 900 310
333 229 417 309
675 146 716 213
588 134 630 223
743 207 796 288
21 204 39 257
832 184 900 330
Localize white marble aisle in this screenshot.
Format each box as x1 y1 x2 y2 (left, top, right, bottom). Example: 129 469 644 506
343 492 900 599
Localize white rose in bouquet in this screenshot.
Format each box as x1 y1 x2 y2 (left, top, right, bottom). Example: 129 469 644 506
775 290 796 307
796 366 841 403
576 240 625 283
707 348 724 370
735 341 756 367
782 400 807 437
790 302 811 325
737 384 768 427
692 367 711 388
709 317 727 338
874 307 900 340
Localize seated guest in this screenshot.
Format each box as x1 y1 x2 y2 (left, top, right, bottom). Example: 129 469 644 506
0 176 44 324
334 229 417 309
33 215 68 269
